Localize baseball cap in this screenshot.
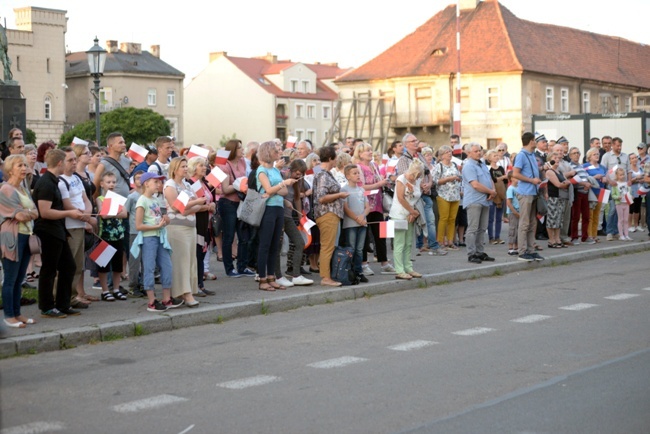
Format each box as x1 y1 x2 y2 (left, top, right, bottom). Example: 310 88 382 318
637 142 647 150
140 172 165 184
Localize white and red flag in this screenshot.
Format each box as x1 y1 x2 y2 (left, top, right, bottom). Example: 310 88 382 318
190 180 205 198
173 191 190 213
379 220 395 238
206 166 228 187
233 177 248 194
364 189 379 196
598 188 610 204
187 145 209 160
99 190 127 216
89 240 117 268
624 192 634 205
382 154 389 165
286 136 298 149
386 159 398 175
214 149 231 166
127 142 149 163
72 136 89 146
638 185 649 196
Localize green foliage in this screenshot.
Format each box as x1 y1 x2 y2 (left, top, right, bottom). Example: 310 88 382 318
60 107 170 146
25 128 37 145
219 133 237 148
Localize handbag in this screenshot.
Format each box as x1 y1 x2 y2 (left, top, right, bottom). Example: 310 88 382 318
382 186 394 214
28 234 41 255
536 189 548 215
210 211 223 235
236 187 266 227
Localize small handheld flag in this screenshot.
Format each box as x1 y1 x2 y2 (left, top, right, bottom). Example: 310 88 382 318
89 240 117 268
214 149 231 166
173 191 190 213
286 136 298 149
206 166 228 187
190 180 205 198
379 220 395 238
187 145 209 160
127 143 149 163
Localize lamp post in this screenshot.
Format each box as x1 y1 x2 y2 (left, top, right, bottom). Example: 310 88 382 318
86 37 107 145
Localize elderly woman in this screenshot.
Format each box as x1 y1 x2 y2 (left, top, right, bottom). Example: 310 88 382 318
545 152 571 247
331 151 351 186
24 144 40 190
1 155 39 328
568 146 593 244
584 148 607 243
313 145 349 286
256 141 297 291
164 157 207 307
432 145 462 249
390 159 425 280
187 156 217 297
416 146 446 255
304 152 321 188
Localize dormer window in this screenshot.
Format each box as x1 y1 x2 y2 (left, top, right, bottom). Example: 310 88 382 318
290 79 298 93
302 80 309 93
431 48 447 57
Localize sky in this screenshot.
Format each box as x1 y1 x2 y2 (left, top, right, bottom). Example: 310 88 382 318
2 0 649 87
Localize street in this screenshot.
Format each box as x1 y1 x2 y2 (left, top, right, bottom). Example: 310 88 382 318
1 253 649 434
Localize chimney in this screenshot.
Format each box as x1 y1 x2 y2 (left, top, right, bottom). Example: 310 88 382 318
106 40 118 53
254 52 277 64
459 0 480 10
209 51 228 62
150 45 160 58
120 42 142 55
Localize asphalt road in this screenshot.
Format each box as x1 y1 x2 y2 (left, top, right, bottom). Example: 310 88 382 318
1 253 649 434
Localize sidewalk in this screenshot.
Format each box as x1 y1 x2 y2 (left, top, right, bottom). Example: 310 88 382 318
2 233 649 358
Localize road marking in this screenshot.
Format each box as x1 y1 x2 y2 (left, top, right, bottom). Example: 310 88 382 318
511 314 552 324
112 394 188 413
604 293 640 300
642 287 650 291
0 422 66 434
177 425 195 434
388 340 438 351
559 303 598 311
307 356 367 369
452 327 495 336
217 375 281 390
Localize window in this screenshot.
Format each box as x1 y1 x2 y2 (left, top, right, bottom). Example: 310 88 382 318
487 139 501 150
148 89 157 106
582 91 590 113
46 58 50 73
16 56 20 71
307 104 315 119
415 87 432 123
546 87 554 112
322 105 331 120
295 103 304 118
487 86 499 110
44 96 52 120
614 95 620 112
600 94 609 113
302 80 309 93
560 88 569 112
167 90 175 107
290 79 298 93
307 129 315 142
295 129 304 140
624 96 631 112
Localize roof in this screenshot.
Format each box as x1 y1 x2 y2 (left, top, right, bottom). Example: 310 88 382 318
337 0 650 90
225 55 350 101
66 51 184 78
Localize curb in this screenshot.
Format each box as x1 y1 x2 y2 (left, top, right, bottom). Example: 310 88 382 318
2 241 648 357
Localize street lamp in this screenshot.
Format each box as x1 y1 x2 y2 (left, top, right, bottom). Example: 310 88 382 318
86 37 107 145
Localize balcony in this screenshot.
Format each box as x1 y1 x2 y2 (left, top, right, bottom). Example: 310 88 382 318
88 101 123 113
276 115 288 127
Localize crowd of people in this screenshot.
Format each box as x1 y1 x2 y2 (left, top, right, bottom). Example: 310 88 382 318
1 128 649 327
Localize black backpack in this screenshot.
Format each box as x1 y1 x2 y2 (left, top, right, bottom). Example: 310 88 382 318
330 246 359 286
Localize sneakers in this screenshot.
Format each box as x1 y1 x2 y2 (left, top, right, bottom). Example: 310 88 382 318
620 235 632 241
41 308 67 319
507 249 519 256
241 268 256 277
571 238 581 245
200 287 216 295
468 254 482 264
276 276 295 287
518 253 535 262
585 238 596 245
358 274 369 283
59 307 81 316
92 279 102 290
361 264 374 276
226 270 242 278
162 297 184 309
195 288 207 297
477 252 495 262
292 275 314 286
629 226 637 233
380 264 397 275
530 252 545 261
606 234 614 241
429 248 448 256
147 300 168 312
129 288 148 298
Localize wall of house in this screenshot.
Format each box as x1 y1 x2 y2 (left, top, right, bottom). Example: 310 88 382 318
184 57 274 147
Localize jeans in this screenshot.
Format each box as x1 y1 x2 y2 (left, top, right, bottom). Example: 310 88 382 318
343 226 366 275
141 236 172 290
363 211 387 263
606 198 619 235
646 194 650 231
465 204 489 256
219 198 249 274
487 202 503 240
2 234 31 318
416 195 441 250
36 231 75 312
257 206 284 278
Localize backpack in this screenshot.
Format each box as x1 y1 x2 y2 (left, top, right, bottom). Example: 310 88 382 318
330 246 359 286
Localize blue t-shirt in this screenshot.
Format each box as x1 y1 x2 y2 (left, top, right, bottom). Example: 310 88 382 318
506 185 519 215
513 149 540 196
462 158 493 207
256 166 284 207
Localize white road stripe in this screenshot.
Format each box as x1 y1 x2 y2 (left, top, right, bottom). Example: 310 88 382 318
177 424 195 434
0 422 66 434
642 287 650 291
111 394 188 413
217 375 281 390
604 293 640 300
388 340 438 351
452 327 495 336
307 356 367 369
559 303 598 311
511 314 552 324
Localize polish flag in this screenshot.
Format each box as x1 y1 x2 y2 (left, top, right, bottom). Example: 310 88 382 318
72 136 89 146
99 190 127 216
173 191 190 213
379 220 395 238
305 168 314 176
89 240 117 268
539 179 548 188
187 145 209 160
214 149 231 166
537 214 545 224
452 144 463 155
638 185 649 196
127 143 149 163
206 166 228 187
233 176 248 194
382 154 389 165
451 156 464 167
300 213 316 232
286 136 298 149
624 192 634 205
129 176 136 189
190 180 205 198
364 189 379 196
598 188 610 204
608 164 618 175
386 159 398 174
569 175 584 185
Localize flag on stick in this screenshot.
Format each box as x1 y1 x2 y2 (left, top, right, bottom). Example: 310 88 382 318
364 189 379 196
286 136 297 149
214 149 231 166
624 192 634 205
187 145 209 160
99 190 127 216
127 143 149 163
206 166 228 187
173 191 190 213
190 180 205 198
72 137 89 146
598 188 610 204
89 240 117 268
379 220 395 238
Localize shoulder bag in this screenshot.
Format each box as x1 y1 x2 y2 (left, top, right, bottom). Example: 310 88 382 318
237 170 267 227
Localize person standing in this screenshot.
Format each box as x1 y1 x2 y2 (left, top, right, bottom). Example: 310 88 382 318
512 132 544 262
462 143 496 264
601 137 630 240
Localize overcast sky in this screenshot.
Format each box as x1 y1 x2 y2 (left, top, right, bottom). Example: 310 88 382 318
2 0 648 86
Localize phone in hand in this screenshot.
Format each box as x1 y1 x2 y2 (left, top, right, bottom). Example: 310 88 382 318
282 156 290 163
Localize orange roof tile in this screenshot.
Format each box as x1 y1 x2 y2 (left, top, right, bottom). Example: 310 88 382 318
337 0 650 90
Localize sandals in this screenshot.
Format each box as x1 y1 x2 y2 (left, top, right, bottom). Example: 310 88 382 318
113 291 128 301
101 292 115 302
26 271 39 282
258 278 276 292
82 294 100 302
268 277 286 290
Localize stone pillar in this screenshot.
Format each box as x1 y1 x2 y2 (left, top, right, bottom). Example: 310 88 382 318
0 84 26 139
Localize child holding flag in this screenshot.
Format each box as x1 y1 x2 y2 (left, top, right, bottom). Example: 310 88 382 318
96 172 128 301
342 164 372 283
610 167 632 241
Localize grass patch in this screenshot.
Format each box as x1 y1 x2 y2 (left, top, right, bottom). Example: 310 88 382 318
59 337 76 350
102 333 124 342
436 279 451 286
417 280 427 288
134 324 148 337
492 269 502 276
325 298 333 304
363 291 372 299
215 315 224 324
260 300 269 315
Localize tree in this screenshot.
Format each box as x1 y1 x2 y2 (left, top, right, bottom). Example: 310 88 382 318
25 128 36 145
60 107 171 147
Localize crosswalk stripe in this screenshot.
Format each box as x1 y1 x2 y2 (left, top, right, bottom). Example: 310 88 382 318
388 340 438 351
307 356 367 369
604 293 640 300
111 394 188 413
511 314 552 323
0 422 66 434
559 303 598 311
217 375 281 390
452 327 495 336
